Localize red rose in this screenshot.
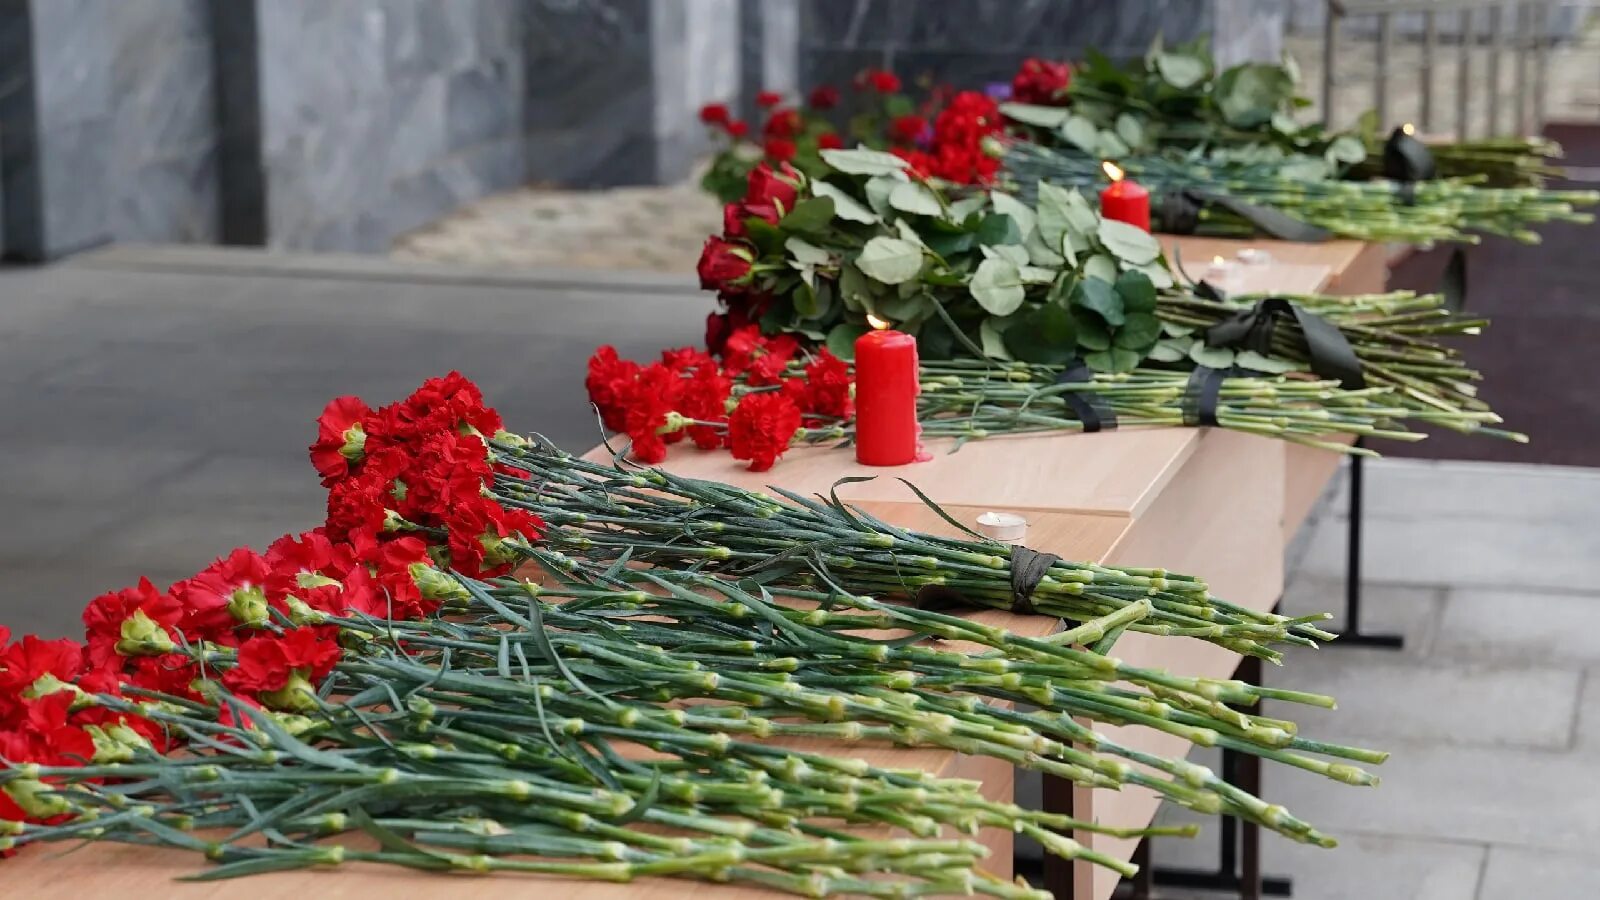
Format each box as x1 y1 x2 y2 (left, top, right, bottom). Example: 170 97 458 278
699 102 731 125
756 90 783 108
1011 58 1072 105
891 147 937 179
817 131 844 150
697 237 754 291
764 138 797 163
763 109 801 140
726 119 749 138
868 70 901 94
890 114 928 145
729 392 802 472
808 85 840 110
723 201 779 239
743 161 801 210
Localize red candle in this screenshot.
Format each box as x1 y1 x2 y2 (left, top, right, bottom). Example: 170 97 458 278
1099 161 1150 232
854 319 920 466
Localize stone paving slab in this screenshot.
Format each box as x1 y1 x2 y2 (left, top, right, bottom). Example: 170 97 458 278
1436 588 1600 667
1327 458 1600 524
1477 844 1600 899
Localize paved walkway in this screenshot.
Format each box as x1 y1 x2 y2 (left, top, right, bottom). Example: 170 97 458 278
1 247 1596 897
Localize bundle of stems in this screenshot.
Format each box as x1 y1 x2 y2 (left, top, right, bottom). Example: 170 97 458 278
1161 290 1522 441
1002 141 1597 244
5 548 1382 891
492 439 1337 660
1349 135 1569 188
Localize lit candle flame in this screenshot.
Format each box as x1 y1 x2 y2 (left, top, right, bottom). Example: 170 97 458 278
1212 255 1226 266
866 313 891 331
1402 122 1415 136
1101 160 1125 182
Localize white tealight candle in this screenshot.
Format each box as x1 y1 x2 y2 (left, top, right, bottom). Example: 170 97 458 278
1236 248 1273 266
1203 255 1238 285
975 511 1028 543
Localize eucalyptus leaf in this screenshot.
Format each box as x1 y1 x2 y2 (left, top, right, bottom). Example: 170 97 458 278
999 102 1072 128
947 194 990 223
1113 269 1157 313
1062 188 1101 233
1075 315 1111 351
785 236 831 266
1097 218 1162 265
979 317 1014 360
1131 260 1175 288
969 257 1026 316
1234 349 1300 374
1036 180 1077 250
991 244 1030 268
889 180 944 217
856 236 924 284
1061 115 1101 154
975 213 1023 247
1147 338 1191 362
1190 344 1237 368
1161 320 1196 338
1003 304 1078 364
990 191 1037 240
1083 253 1119 285
1019 265 1057 284
820 147 909 176
1156 52 1207 89
1113 311 1162 349
1085 347 1142 373
1024 228 1065 267
1073 277 1125 327
811 181 878 223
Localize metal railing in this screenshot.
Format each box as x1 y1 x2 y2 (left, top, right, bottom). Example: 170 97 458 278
1322 1 1594 138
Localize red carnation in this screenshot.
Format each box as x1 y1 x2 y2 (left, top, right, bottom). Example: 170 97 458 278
817 132 844 150
699 102 731 125
586 346 643 433
802 349 854 420
1011 58 1072 105
677 363 733 450
660 346 715 372
721 325 799 383
324 448 406 540
620 363 683 464
808 85 840 109
729 391 802 472
309 395 372 484
697 237 754 292
0 636 84 702
224 627 342 710
756 90 783 108
82 578 184 667
445 496 544 578
175 547 273 635
864 69 901 94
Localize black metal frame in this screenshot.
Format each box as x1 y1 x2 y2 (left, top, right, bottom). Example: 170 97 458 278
1333 444 1406 649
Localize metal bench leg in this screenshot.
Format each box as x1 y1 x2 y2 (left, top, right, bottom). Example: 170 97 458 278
1332 444 1405 650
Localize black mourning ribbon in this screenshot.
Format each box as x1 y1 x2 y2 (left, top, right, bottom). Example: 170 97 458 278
1182 366 1230 427
1156 188 1333 243
1057 358 1118 433
1382 127 1468 310
1204 296 1367 390
914 545 1061 616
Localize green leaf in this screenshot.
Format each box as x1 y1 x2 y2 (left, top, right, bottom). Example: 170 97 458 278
1085 347 1142 373
1072 277 1124 326
1113 311 1161 349
1156 52 1207 89
1097 218 1162 265
785 236 831 265
1083 252 1119 285
989 191 1037 240
856 236 924 284
863 174 902 217
826 321 868 359
1190 344 1236 368
889 180 943 217
1324 134 1367 166
838 263 874 311
820 147 909 176
948 194 989 223
1114 113 1146 151
975 213 1022 247
1062 188 1100 233
969 257 1026 316
1235 349 1300 374
1024 228 1065 267
1098 130 1131 158
979 317 1014 360
1000 102 1071 128
923 231 975 258
1147 337 1191 362
894 218 927 247
1062 115 1101 154
1019 265 1057 284
1035 180 1077 252
1004 304 1078 364
1075 315 1111 351
804 279 837 321
780 196 835 234
876 289 926 322
1162 320 1195 338
1215 63 1295 128
1114 269 1157 312
811 181 878 223
1131 260 1175 288
982 243 1030 268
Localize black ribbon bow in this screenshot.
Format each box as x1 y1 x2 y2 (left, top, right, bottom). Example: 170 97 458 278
914 544 1062 616
1157 188 1333 243
1204 297 1367 390
1056 359 1118 434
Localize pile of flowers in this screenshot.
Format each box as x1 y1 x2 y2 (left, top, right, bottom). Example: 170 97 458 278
586 333 852 471
0 374 543 833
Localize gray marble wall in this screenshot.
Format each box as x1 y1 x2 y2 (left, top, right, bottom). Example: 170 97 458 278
0 0 217 260
252 0 528 252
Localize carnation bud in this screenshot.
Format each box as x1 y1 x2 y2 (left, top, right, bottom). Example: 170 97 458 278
296 571 342 590
409 562 470 603
283 594 329 626
227 585 270 627
339 422 366 464
116 608 177 656
271 712 319 737
492 429 526 448
260 668 320 714
3 779 72 818
659 411 689 435
87 724 143 764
